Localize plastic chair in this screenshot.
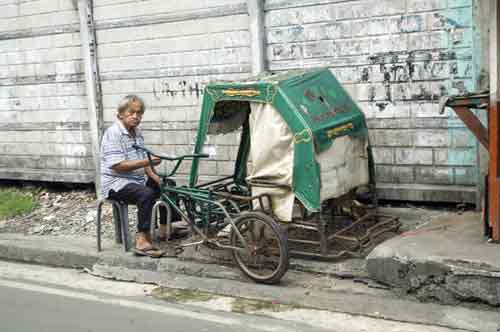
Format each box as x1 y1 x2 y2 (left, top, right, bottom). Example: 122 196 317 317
96 199 131 252
96 199 172 252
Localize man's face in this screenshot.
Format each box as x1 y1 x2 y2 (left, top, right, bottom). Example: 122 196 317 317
120 102 144 130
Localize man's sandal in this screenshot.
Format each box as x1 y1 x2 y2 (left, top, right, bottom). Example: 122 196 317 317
132 246 166 258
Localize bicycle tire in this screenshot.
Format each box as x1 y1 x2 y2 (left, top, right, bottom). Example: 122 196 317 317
230 211 289 284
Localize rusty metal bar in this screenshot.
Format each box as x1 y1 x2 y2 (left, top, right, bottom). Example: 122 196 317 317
286 213 400 260
288 223 320 231
288 239 321 246
443 91 499 240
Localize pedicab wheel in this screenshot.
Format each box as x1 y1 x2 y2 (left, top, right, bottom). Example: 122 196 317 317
230 211 289 284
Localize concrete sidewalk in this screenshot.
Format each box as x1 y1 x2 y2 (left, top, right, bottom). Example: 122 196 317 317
1 206 500 331
0 232 499 332
367 211 500 306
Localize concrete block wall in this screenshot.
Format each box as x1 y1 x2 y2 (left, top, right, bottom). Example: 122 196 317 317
93 0 250 182
0 0 487 203
0 0 93 182
264 0 481 202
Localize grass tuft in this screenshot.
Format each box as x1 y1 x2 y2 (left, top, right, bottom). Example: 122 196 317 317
0 188 37 219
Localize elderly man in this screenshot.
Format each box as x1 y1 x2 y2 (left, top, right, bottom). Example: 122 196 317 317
100 95 173 257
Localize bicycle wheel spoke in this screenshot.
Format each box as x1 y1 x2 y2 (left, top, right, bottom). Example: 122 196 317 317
231 212 289 284
258 224 266 247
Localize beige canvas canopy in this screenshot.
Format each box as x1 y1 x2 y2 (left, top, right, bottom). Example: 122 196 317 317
247 103 370 221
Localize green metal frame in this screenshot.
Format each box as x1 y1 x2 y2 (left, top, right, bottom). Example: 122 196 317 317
189 68 370 212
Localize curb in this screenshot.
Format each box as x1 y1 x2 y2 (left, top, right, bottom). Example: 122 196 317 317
1 233 500 331
0 233 367 279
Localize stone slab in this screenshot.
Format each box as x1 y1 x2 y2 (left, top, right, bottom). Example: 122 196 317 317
367 211 500 306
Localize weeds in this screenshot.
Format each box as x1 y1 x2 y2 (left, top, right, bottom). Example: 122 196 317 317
0 188 37 219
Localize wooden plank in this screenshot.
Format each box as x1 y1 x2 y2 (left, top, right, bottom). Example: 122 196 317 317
453 107 489 149
489 0 500 240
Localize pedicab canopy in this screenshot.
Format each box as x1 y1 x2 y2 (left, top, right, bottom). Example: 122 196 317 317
189 68 372 221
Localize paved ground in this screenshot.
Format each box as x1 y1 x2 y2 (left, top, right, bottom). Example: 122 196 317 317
0 261 491 332
1 205 499 331
0 280 328 332
367 211 500 306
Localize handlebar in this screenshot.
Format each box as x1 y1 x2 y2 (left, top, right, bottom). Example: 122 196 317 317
132 144 209 178
132 144 209 161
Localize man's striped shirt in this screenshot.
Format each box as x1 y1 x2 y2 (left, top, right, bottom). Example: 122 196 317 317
100 121 146 198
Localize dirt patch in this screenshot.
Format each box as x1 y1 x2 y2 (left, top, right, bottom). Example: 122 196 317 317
0 185 138 239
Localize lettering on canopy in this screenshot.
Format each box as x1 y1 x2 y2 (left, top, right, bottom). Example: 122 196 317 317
326 123 354 138
222 89 261 97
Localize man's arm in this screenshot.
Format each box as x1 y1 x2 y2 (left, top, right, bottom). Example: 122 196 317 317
145 165 161 184
111 157 161 173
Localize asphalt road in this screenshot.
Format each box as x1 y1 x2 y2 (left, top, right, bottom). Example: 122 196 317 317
1 261 495 332
0 279 324 332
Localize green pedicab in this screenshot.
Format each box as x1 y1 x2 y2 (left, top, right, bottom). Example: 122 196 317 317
136 68 399 284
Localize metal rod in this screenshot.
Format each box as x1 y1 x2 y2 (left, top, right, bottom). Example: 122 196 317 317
288 224 319 232
196 176 234 188
151 201 172 240
288 239 321 246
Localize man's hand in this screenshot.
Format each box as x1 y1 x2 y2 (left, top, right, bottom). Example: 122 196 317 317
149 173 161 185
145 163 161 184
150 156 161 166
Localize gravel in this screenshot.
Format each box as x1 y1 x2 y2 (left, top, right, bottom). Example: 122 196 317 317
0 187 140 239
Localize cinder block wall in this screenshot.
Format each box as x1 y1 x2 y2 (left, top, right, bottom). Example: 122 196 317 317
0 0 92 182
0 0 487 203
264 0 482 202
94 0 250 183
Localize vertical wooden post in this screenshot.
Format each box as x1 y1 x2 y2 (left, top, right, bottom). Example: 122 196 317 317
488 0 500 240
247 0 266 75
78 0 103 198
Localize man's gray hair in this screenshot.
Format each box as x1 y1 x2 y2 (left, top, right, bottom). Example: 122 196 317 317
116 95 145 118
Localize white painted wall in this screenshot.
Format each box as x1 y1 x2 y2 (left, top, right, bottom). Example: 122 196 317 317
0 0 91 182
0 0 487 203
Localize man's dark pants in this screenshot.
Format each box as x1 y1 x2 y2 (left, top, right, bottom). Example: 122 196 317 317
108 178 171 233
